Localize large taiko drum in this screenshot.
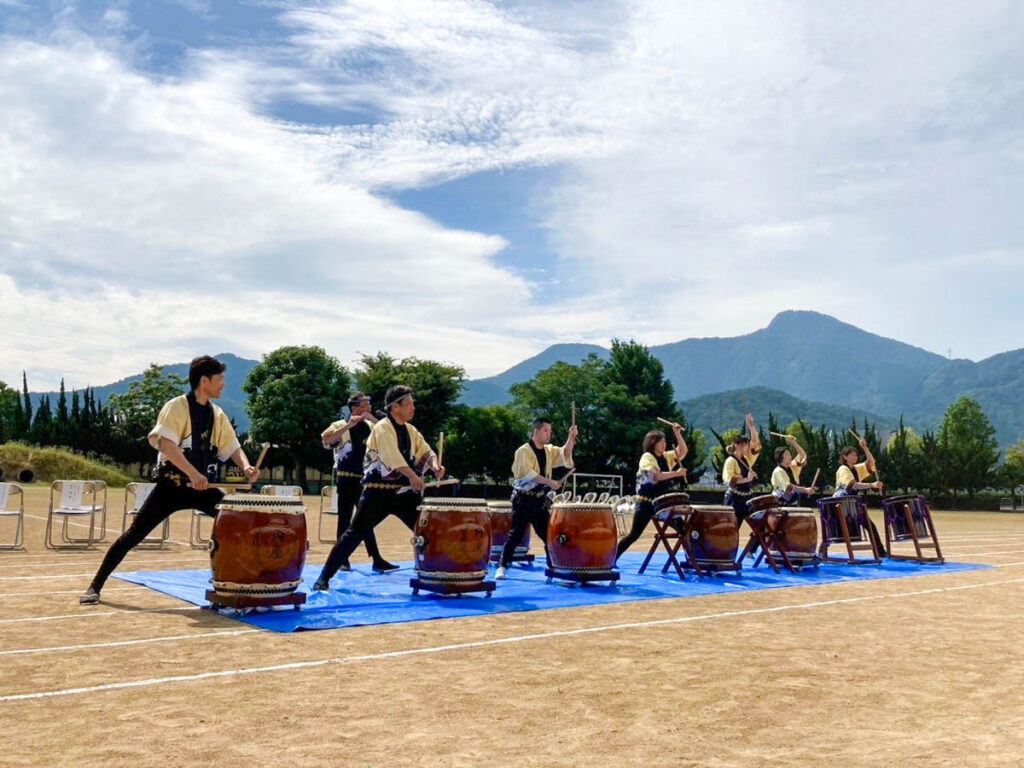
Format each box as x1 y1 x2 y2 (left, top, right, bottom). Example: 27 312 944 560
209 494 308 601
411 498 491 585
746 494 780 518
770 508 818 561
546 502 618 583
688 505 740 571
653 492 691 516
486 500 531 561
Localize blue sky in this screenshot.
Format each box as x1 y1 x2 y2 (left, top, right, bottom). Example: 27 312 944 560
1 0 1022 390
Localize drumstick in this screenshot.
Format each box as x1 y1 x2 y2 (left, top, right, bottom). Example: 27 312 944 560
769 431 789 439
254 442 270 472
849 427 863 443
397 478 461 495
571 401 576 428
810 468 820 491
741 394 749 415
657 416 683 431
437 431 444 468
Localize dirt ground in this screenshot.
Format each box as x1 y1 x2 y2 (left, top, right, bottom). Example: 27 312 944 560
0 485 1022 768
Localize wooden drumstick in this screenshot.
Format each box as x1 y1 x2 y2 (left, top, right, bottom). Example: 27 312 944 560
849 427 863 443
810 468 821 491
657 416 683 431
254 442 270 472
769 431 789 439
397 478 460 495
741 394 750 416
437 431 444 468
571 401 576 428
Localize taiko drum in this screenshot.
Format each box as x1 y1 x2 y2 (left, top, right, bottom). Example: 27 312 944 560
411 498 492 584
546 502 617 579
486 500 531 561
688 505 740 570
209 494 308 599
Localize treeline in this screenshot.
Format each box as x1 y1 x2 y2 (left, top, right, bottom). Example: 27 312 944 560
4 342 1023 501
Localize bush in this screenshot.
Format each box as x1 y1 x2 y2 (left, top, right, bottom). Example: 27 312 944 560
0 442 132 487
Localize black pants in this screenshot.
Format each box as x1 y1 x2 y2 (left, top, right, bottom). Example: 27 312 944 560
500 492 550 568
89 478 223 592
725 490 752 526
615 499 685 560
319 490 420 582
336 477 382 561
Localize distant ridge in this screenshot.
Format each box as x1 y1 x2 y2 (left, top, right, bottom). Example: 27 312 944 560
30 353 259 431
460 343 609 406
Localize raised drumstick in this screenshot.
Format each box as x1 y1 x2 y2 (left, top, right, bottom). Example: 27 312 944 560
571 401 576 428
769 431 789 439
254 442 270 471
437 431 444 468
810 468 821 491
849 427 863 443
657 416 683 431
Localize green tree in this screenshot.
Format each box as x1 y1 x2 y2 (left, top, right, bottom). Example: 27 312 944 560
884 417 924 492
31 395 54 445
354 353 466 444
21 372 32 434
0 381 19 443
787 419 834 491
55 379 69 445
936 396 1000 501
442 405 530 482
107 364 188 476
1000 441 1024 496
244 346 350 491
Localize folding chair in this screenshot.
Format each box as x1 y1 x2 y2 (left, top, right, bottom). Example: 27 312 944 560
581 492 597 503
259 485 303 497
317 485 340 544
189 507 214 550
0 483 25 550
121 482 168 549
46 480 107 550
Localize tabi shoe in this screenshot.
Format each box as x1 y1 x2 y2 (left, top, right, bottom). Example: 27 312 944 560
312 578 330 592
79 587 100 605
372 560 400 573
494 566 507 580
337 561 352 572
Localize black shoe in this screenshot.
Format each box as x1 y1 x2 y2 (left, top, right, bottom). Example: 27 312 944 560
312 578 330 592
337 560 352 572
79 587 100 605
372 560 400 573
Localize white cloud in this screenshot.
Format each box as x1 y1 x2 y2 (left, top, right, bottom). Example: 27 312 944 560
1 0 1023 392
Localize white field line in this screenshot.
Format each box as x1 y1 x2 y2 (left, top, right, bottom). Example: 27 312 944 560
992 561 1024 568
0 606 199 624
0 556 209 571
945 549 1024 557
0 629 260 656
0 572 114 581
2 576 1022 703
0 587 148 599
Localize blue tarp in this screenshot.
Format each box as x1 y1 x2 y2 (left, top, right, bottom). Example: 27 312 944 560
115 553 988 633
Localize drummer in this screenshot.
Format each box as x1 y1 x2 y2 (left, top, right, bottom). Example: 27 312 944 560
494 417 578 580
321 393 394 572
834 437 886 553
722 412 762 525
79 356 260 605
615 424 688 560
771 434 816 506
834 437 884 497
313 385 444 591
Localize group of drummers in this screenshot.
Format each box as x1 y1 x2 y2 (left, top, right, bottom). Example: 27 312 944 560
78 354 890 605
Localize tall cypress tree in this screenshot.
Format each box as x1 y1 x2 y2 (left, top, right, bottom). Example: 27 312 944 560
21 372 32 433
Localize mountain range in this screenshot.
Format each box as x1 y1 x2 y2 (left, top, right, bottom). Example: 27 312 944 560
23 312 1024 447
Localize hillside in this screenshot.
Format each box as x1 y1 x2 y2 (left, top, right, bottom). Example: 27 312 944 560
460 343 609 406
678 387 896 440
30 353 258 431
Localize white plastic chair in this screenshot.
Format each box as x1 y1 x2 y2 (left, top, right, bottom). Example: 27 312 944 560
121 482 168 549
582 491 598 503
0 483 25 550
259 485 303 497
317 485 340 543
46 480 107 549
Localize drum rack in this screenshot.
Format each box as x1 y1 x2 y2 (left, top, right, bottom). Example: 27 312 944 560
882 496 944 564
410 578 496 597
741 508 821 574
205 590 305 611
817 497 883 565
543 567 619 586
639 509 699 579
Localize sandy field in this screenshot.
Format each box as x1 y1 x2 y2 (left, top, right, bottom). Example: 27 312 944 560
0 485 1022 768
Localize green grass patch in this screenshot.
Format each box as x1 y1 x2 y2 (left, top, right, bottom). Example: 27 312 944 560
0 443 132 487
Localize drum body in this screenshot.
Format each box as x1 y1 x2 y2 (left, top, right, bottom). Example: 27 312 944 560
486 500 531 561
547 503 617 579
210 495 308 599
412 498 491 585
818 496 866 543
882 494 930 539
772 509 818 560
688 505 740 570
